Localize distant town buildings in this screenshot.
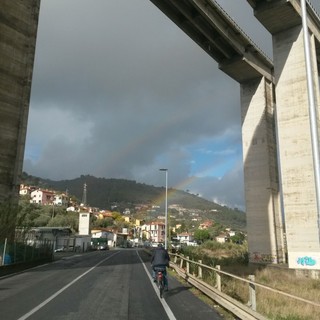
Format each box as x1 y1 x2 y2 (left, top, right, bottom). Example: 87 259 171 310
19 184 244 250
20 185 70 207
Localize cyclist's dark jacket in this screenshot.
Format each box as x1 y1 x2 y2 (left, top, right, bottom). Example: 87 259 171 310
151 247 170 267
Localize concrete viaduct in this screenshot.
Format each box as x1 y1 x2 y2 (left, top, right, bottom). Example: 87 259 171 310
0 0 320 270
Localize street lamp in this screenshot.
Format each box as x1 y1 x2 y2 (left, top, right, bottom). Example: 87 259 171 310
159 168 168 250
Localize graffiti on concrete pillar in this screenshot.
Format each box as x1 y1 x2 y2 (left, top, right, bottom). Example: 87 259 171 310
296 256 316 267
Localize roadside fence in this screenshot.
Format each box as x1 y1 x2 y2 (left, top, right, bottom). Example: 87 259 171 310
0 238 53 267
169 253 320 320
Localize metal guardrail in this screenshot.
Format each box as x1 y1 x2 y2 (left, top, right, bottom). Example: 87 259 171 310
169 253 320 320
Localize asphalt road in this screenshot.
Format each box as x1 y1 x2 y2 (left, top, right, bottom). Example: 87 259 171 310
0 249 224 320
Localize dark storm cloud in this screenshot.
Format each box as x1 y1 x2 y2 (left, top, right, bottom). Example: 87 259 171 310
25 0 320 210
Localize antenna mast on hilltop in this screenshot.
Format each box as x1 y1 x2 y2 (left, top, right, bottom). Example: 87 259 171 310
82 183 87 206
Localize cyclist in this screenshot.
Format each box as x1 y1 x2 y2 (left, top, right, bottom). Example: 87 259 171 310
151 243 170 290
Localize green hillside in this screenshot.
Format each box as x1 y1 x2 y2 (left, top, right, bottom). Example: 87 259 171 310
21 172 246 230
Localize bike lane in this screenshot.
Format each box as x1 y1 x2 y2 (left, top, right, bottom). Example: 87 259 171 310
137 250 224 320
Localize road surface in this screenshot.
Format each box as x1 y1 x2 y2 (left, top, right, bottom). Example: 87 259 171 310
0 249 224 320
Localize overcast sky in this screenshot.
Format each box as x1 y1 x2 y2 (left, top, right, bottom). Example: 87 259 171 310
24 0 320 210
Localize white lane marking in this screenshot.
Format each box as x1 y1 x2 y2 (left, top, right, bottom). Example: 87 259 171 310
18 251 121 320
136 250 177 320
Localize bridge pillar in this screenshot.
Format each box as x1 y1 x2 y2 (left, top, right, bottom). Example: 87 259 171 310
241 77 286 264
0 1 40 238
273 25 320 269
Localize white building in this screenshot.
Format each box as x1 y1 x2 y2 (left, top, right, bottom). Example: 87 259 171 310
20 184 38 197
91 229 116 247
79 212 90 235
177 232 194 243
53 193 69 206
141 221 165 244
30 189 54 205
216 233 228 243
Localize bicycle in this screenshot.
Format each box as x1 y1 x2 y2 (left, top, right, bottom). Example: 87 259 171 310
154 267 166 298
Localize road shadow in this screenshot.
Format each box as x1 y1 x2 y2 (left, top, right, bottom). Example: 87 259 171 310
164 284 192 298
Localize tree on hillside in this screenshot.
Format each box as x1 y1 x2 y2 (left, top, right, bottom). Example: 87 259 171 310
47 212 79 232
194 229 210 243
92 217 113 228
33 214 51 227
112 211 123 221
113 219 131 232
230 232 246 244
16 195 80 231
17 197 51 229
208 223 225 238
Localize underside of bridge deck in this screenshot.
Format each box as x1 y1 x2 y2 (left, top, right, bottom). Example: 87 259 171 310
150 0 273 82
247 0 320 69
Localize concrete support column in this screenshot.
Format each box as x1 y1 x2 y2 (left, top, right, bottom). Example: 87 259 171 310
241 77 285 264
0 1 40 203
273 25 320 269
0 1 40 241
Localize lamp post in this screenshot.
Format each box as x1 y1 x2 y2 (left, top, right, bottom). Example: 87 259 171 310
159 168 168 250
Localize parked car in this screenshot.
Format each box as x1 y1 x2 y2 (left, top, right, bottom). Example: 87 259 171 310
97 244 109 250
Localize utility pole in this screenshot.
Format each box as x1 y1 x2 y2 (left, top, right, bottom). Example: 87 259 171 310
82 183 87 206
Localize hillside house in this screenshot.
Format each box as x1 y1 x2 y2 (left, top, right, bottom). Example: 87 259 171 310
94 210 113 219
216 233 229 243
177 232 194 243
199 220 213 230
19 184 37 196
53 193 69 206
30 189 55 205
141 221 165 243
225 228 236 237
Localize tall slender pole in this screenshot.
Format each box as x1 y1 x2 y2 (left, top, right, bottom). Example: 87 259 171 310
165 170 168 250
2 238 7 266
301 0 320 237
160 169 168 249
